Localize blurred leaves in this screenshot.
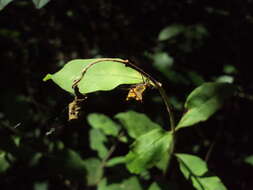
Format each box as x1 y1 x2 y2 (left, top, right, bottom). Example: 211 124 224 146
176 82 237 129
148 182 161 190
0 1 250 189
89 128 108 159
244 155 253 166
32 0 50 9
158 24 185 41
176 153 227 190
0 151 10 173
83 158 103 186
46 149 86 179
115 111 160 139
88 113 120 137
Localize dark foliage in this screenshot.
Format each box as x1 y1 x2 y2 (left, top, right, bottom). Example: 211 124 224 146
0 1 253 189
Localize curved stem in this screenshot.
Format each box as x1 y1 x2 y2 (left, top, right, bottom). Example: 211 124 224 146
72 57 177 173
124 60 175 133
72 58 176 132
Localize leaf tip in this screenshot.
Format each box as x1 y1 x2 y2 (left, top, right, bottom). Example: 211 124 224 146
43 74 52 81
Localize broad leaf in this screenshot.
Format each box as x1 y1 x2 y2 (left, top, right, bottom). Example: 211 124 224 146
115 110 160 139
245 155 253 166
43 58 146 94
89 128 108 159
32 0 50 9
125 129 173 174
176 82 236 130
0 0 12 10
83 158 103 186
87 113 120 136
158 24 185 41
176 153 227 190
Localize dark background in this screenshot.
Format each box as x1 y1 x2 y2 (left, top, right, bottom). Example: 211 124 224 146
0 0 253 189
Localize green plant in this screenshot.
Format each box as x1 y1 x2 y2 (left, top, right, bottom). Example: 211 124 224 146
43 58 236 190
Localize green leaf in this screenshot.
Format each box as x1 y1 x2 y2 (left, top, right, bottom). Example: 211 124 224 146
0 0 12 10
106 156 126 167
158 24 185 41
245 155 253 166
0 152 10 173
32 0 50 9
148 182 161 190
175 153 227 190
115 111 160 139
125 129 173 174
98 177 142 190
176 82 237 130
87 113 120 136
83 158 103 186
43 58 146 94
89 128 108 159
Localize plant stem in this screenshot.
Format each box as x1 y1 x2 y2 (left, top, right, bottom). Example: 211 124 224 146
72 58 177 170
72 57 176 132
125 60 175 133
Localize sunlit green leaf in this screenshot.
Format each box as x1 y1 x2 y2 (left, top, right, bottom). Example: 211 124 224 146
43 58 146 94
125 129 173 174
83 158 103 186
32 0 50 9
89 128 108 159
176 153 227 190
0 0 12 10
176 82 237 130
87 113 120 136
115 110 160 139
158 24 185 41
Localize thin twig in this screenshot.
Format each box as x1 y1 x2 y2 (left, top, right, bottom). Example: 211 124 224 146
71 58 177 172
72 58 128 89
